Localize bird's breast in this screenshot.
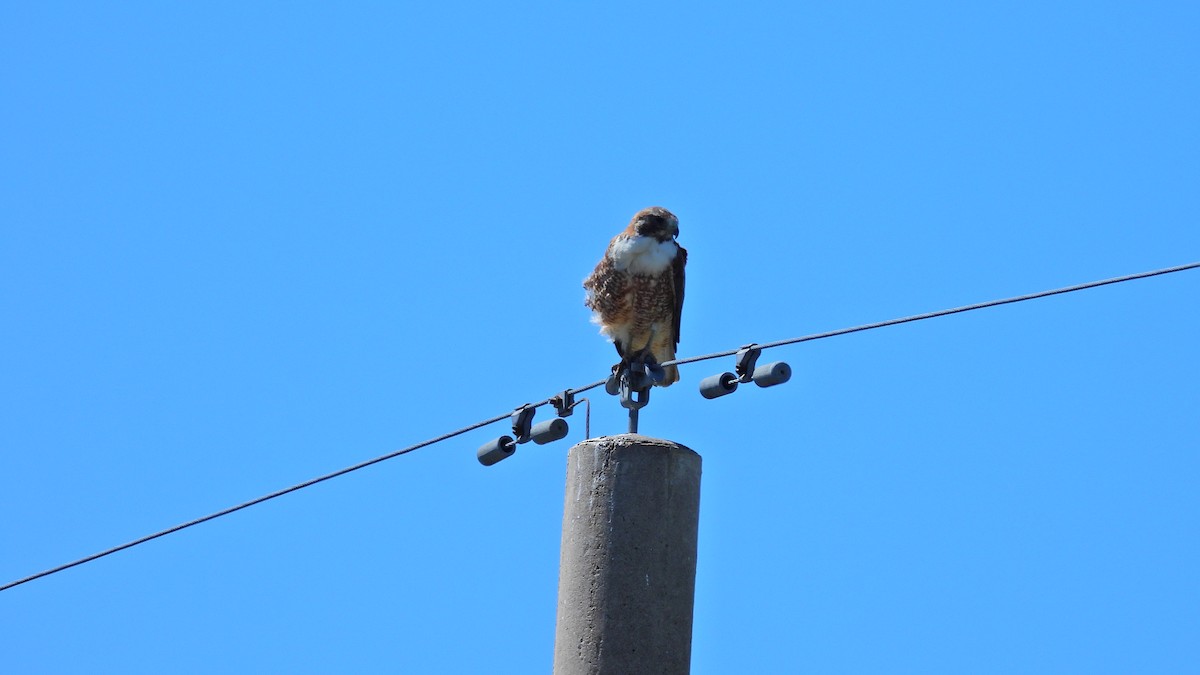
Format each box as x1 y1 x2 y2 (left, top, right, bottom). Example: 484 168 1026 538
609 235 677 275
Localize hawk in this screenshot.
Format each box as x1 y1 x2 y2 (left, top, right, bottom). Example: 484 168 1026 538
583 206 687 386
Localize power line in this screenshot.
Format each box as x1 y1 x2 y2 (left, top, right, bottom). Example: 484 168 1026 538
668 260 1200 367
0 412 510 592
3 260 1196 593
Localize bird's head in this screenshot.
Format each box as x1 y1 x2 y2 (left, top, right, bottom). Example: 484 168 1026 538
629 206 680 242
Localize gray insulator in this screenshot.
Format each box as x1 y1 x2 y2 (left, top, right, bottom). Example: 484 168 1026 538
752 361 791 387
477 435 516 466
605 372 621 396
699 372 739 399
531 418 569 445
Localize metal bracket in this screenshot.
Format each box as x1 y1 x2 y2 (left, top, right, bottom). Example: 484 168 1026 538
550 390 575 417
620 362 652 410
620 383 651 411
511 404 535 444
735 344 762 383
551 389 591 439
620 362 654 433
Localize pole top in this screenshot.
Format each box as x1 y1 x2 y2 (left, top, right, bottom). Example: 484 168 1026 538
571 433 699 459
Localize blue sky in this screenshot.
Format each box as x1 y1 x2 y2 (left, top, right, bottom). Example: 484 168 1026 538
2 2 1198 673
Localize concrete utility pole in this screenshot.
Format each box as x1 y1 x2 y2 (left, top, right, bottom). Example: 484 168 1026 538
553 434 702 675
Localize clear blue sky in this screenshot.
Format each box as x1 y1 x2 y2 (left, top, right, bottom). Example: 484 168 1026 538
3 2 1198 673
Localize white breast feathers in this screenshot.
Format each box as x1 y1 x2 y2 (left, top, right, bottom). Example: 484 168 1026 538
609 236 678 274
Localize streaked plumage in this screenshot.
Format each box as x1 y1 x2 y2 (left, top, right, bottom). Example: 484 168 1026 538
583 206 687 386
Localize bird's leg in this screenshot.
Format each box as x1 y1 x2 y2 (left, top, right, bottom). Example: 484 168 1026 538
606 343 631 396
626 328 665 386
611 343 630 380
608 328 664 396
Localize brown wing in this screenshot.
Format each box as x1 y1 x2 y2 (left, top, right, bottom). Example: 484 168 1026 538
671 244 687 349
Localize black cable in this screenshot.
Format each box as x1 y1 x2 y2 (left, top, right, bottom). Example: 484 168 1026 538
3 260 1196 593
0 412 511 593
667 261 1200 367
1 381 615 593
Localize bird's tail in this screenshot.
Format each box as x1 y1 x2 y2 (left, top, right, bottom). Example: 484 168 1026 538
640 326 679 387
658 362 679 387
654 336 679 387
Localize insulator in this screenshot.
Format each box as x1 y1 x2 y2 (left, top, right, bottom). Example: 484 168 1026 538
699 372 739 399
605 371 621 396
752 361 791 387
530 418 569 445
477 436 515 466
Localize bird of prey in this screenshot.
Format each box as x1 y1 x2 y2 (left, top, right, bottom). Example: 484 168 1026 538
583 206 687 386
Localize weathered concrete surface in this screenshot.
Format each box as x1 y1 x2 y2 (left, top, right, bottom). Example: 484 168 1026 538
553 434 702 675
